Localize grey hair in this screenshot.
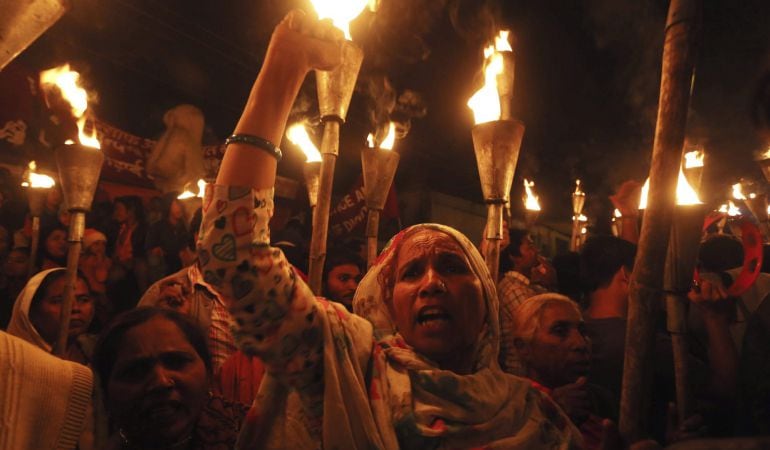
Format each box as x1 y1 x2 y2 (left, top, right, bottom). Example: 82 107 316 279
510 293 581 344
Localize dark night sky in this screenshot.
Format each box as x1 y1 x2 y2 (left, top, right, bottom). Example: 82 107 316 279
14 0 770 223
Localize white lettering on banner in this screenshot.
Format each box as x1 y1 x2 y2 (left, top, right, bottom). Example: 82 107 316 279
343 206 368 232
106 157 145 178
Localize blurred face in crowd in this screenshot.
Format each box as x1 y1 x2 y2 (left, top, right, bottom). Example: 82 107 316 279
30 276 93 344
325 263 361 307
106 317 208 448
517 302 590 388
512 234 539 273
45 229 68 260
169 200 184 223
3 249 29 277
389 229 485 372
114 202 129 223
88 240 107 257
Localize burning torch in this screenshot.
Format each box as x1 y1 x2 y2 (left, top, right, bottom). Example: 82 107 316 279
21 161 55 277
177 178 207 225
733 181 769 239
307 0 368 294
523 179 541 228
40 64 104 357
570 180 586 252
286 123 322 214
362 122 399 268
468 30 525 283
663 167 706 422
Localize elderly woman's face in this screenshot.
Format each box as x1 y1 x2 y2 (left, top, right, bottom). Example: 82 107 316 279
107 317 208 447
390 229 485 367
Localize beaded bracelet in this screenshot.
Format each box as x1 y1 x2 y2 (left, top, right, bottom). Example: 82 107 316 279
225 134 283 162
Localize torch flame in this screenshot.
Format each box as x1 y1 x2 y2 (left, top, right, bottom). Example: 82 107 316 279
309 0 369 40
574 179 584 196
379 122 396 150
732 183 746 200
40 64 100 149
639 167 702 209
758 148 770 161
178 179 207 200
523 179 541 211
286 123 322 163
684 150 704 168
718 201 741 217
21 161 55 188
467 30 511 125
495 30 512 52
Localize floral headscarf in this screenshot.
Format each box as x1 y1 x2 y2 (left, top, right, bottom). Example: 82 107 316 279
351 223 579 449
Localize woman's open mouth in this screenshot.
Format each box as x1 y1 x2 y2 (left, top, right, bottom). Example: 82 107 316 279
416 306 452 330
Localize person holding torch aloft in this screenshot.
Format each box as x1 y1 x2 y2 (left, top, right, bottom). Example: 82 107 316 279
197 10 578 449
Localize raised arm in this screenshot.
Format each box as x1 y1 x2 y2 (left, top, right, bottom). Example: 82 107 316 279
216 10 342 189
196 11 342 426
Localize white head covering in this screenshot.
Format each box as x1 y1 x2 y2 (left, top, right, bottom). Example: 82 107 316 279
7 268 66 352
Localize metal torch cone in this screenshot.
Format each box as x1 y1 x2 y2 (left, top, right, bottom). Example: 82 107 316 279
54 144 103 356
362 147 400 268
757 159 770 184
471 119 526 282
524 209 539 229
308 41 364 294
303 161 322 209
570 193 586 252
663 203 708 422
26 187 50 276
0 0 69 70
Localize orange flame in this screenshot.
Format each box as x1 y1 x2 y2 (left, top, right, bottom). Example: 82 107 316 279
758 148 770 161
21 161 55 188
467 30 511 125
639 167 701 209
718 201 741 217
40 64 100 149
379 122 396 150
732 183 746 200
309 0 369 40
287 123 322 163
684 150 704 168
523 179 541 211
178 179 206 200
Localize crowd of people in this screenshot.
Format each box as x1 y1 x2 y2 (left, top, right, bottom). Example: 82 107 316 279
2 9 769 450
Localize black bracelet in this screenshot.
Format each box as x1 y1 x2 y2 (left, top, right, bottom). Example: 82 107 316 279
225 134 282 162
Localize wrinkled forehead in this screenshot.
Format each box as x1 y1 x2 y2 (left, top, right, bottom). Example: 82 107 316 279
396 228 468 265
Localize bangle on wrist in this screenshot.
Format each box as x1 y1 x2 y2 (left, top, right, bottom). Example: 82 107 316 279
225 134 282 162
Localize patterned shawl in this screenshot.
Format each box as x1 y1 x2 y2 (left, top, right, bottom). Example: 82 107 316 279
237 223 579 449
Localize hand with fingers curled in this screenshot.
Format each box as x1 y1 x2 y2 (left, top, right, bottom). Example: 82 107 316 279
266 9 343 74
687 275 733 321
